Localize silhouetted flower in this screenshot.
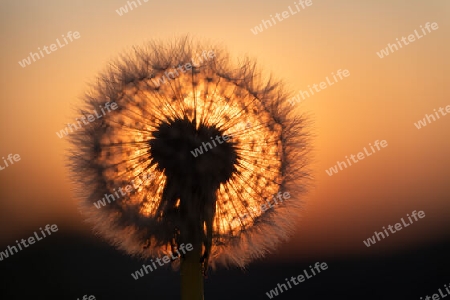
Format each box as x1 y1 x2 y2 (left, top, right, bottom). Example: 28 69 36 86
68 36 310 298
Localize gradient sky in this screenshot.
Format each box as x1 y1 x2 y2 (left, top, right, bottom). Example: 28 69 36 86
0 0 449 262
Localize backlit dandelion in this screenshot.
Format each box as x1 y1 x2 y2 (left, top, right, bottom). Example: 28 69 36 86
68 36 310 299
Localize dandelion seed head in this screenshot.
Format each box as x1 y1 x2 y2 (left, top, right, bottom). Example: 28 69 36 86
68 36 310 269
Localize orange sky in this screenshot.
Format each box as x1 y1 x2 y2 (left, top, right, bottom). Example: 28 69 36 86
0 0 449 262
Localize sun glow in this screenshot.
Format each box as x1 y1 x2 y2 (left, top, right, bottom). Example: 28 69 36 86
97 72 283 235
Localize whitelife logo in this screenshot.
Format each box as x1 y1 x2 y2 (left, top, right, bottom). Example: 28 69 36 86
363 210 425 247
233 191 291 226
376 22 439 58
56 102 118 139
414 104 450 129
0 153 21 171
115 0 149 16
420 283 450 300
130 243 194 280
265 262 328 298
287 69 350 106
77 296 95 300
325 140 388 176
93 172 155 209
18 31 81 68
0 224 59 261
190 134 233 157
250 0 313 35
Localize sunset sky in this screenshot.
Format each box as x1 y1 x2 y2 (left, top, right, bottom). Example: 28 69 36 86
0 0 449 267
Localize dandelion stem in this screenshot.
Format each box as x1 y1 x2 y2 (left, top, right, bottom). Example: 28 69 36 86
180 241 204 300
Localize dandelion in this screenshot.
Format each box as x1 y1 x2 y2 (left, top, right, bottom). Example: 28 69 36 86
68 36 310 299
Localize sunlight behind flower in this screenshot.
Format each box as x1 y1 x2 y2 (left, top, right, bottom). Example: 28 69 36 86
68 37 309 275
96 70 285 238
